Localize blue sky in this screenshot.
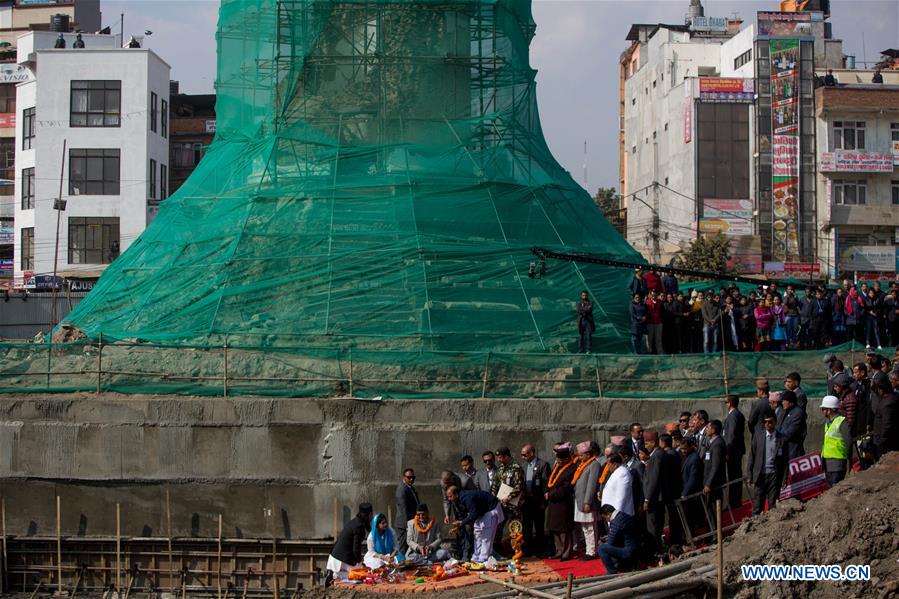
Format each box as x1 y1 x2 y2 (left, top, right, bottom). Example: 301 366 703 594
101 0 897 192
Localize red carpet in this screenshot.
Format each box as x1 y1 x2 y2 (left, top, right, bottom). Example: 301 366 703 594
543 555 608 578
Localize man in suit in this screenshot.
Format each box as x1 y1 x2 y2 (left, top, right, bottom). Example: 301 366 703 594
658 433 683 546
746 411 787 515
702 420 726 541
723 395 746 509
641 431 664 557
691 410 710 452
457 455 479 560
679 436 703 535
475 451 497 492
520 444 551 556
395 468 420 557
573 441 602 560
747 379 771 439
459 456 479 490
777 390 807 460
629 423 645 457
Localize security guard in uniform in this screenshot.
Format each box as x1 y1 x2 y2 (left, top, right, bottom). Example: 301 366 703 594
820 395 850 488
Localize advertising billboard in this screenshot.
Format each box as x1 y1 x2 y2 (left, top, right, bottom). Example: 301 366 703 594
758 11 822 37
770 39 801 262
820 151 894 173
698 78 755 104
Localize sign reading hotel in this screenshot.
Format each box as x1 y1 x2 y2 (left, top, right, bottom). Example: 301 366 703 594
689 16 728 32
820 151 895 173
698 78 754 104
770 39 801 262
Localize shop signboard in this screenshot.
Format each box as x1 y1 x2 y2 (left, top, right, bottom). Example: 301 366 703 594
820 151 894 173
840 245 899 273
698 78 754 104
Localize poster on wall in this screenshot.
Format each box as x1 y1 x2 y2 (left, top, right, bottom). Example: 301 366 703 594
758 11 822 37
770 39 801 262
698 78 755 104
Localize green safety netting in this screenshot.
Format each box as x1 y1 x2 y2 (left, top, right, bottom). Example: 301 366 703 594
60 0 642 354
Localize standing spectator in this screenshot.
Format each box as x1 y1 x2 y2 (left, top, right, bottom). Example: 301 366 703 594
678 411 692 438
658 433 684 545
394 468 420 557
629 422 645 458
572 442 602 560
630 293 647 354
809 289 831 350
54 33 66 48
645 290 664 355
885 289 899 346
722 296 739 350
73 33 86 48
872 69 884 83
577 291 595 354
819 395 850 488
770 295 787 351
748 378 771 438
798 288 814 349
784 286 801 349
701 294 722 354
628 268 648 297
746 411 786 515
845 286 865 345
662 271 679 296
491 447 524 532
734 295 755 351
754 297 773 351
823 68 837 86
777 391 807 460
831 288 847 345
544 446 576 560
671 292 690 354
520 444 550 556
690 291 705 353
644 268 663 295
723 395 746 509
702 420 727 538
459 456 479 491
784 372 808 410
872 376 898 458
865 288 884 350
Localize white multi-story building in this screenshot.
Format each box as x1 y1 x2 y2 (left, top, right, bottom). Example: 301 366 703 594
620 14 754 265
13 31 170 285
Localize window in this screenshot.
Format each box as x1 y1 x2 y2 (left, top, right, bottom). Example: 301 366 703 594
893 180 899 206
21 227 33 271
70 81 121 127
161 99 168 138
734 49 752 70
160 164 167 199
892 123 899 142
69 149 120 195
0 138 11 198
22 107 35 150
0 85 15 113
150 92 158 133
833 121 865 150
21 168 34 210
68 217 120 265
149 158 157 199
832 180 867 205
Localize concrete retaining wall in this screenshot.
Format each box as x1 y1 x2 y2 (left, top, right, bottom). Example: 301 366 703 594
0 394 826 540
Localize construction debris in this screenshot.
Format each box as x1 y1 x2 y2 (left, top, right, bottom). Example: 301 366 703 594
704 452 899 599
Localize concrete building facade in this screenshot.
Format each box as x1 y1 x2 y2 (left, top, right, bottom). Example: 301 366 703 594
168 87 215 196
12 31 170 286
814 82 899 279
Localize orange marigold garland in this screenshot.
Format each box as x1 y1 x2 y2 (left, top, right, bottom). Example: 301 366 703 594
571 456 596 485
413 514 435 534
547 461 574 488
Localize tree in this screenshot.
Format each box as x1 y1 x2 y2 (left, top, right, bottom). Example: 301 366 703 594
673 233 738 276
593 187 620 215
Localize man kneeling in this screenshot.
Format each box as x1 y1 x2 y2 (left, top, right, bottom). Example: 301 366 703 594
597 504 638 574
406 504 450 564
446 485 505 565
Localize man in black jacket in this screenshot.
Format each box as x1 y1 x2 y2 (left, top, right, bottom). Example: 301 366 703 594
641 431 664 556
395 468 420 557
777 391 807 460
326 503 373 584
747 379 770 439
520 444 551 556
873 376 898 459
702 420 726 540
723 395 746 509
746 412 787 515
658 433 684 545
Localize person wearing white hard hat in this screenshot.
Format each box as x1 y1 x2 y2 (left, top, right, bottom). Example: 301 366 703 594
820 395 850 488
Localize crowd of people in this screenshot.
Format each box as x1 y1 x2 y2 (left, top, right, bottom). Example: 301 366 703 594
616 269 899 355
326 351 898 584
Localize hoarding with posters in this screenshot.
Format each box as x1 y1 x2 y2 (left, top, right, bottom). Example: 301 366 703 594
698 78 755 104
758 11 822 37
770 39 801 262
699 199 753 236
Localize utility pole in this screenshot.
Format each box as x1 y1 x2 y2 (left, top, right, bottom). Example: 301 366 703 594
49 140 67 331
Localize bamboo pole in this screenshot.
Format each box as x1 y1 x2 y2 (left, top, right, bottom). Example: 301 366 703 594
481 352 491 398
217 515 223 599
96 333 103 393
116 503 121 590
1 496 6 595
565 573 574 599
478 574 562 599
270 505 278 599
56 495 62 595
717 499 724 599
348 348 354 397
223 339 229 398
166 490 173 593
29 581 41 599
719 317 729 395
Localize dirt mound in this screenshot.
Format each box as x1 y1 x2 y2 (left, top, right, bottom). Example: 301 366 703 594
706 453 899 598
